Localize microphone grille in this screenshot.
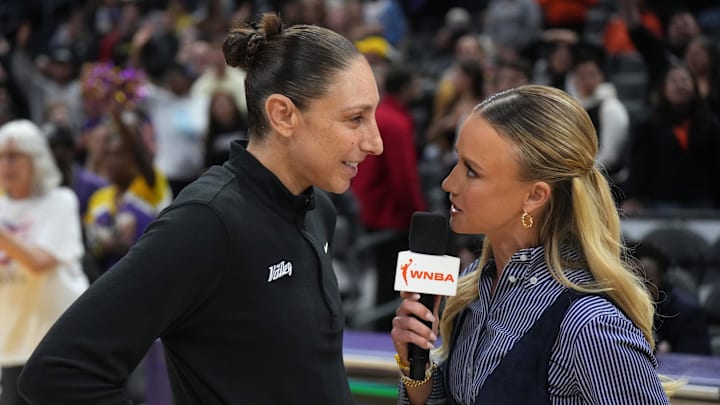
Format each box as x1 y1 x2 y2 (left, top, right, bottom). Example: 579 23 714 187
409 212 448 255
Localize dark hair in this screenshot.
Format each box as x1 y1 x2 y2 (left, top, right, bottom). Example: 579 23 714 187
572 44 606 73
223 12 361 138
45 124 76 149
497 58 532 81
383 64 414 95
457 58 485 99
108 111 156 188
633 241 670 276
654 64 712 130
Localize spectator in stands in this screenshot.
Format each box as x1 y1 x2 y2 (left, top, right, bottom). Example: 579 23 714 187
491 58 532 93
426 58 485 170
632 241 712 355
190 34 248 119
603 0 663 56
77 120 111 180
97 0 143 66
84 112 171 276
361 0 408 48
0 120 87 405
570 45 630 185
425 7 474 81
484 0 542 63
44 124 107 218
204 90 248 168
619 0 702 97
0 42 30 126
78 63 150 179
431 33 491 128
536 0 599 34
9 22 83 130
355 34 397 75
351 64 427 331
134 11 180 84
623 64 720 212
48 5 97 64
140 61 209 197
683 35 720 118
530 30 578 94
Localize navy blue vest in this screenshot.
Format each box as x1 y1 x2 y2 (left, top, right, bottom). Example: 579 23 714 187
444 289 585 405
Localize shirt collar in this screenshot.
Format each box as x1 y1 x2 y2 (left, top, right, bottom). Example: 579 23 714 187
482 244 591 288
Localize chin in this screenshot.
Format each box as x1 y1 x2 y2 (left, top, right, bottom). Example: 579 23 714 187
449 219 476 235
322 180 350 195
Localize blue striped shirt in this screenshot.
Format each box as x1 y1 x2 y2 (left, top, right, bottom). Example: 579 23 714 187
398 246 669 404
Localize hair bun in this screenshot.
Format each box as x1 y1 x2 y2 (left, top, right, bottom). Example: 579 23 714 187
223 12 284 69
244 32 265 67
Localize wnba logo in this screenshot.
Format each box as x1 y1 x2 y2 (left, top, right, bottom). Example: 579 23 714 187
395 250 460 296
400 258 455 286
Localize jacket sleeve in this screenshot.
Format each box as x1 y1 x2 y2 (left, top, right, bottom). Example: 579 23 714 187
18 203 228 404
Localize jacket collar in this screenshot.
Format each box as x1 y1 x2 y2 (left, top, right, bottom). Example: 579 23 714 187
225 140 315 224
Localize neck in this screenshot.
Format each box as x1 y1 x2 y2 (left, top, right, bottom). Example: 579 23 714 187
246 137 304 195
487 232 539 278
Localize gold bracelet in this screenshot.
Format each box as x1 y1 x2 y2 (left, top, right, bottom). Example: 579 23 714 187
394 354 410 372
400 362 437 388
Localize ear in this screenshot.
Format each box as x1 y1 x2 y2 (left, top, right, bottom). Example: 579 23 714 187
524 181 551 213
265 94 297 138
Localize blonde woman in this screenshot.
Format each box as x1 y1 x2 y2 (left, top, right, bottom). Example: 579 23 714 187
391 85 669 404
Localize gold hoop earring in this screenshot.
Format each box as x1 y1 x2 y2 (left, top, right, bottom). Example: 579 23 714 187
521 210 534 229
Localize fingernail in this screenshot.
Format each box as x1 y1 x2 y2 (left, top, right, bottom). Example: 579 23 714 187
426 341 435 350
429 333 437 342
412 293 421 300
426 313 435 322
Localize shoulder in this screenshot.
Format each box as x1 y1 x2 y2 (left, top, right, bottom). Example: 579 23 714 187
162 166 251 233
560 294 650 352
75 167 108 188
46 187 80 209
87 185 114 206
563 295 629 329
173 165 239 206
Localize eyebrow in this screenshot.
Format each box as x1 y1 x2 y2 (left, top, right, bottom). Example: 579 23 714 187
341 103 377 113
457 152 483 172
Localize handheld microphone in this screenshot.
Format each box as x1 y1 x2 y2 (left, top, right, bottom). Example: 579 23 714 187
395 212 460 380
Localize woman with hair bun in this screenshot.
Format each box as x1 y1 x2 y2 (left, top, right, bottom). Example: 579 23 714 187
19 12 382 404
391 85 671 404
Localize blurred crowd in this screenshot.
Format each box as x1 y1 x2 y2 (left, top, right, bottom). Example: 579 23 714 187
1 0 720 354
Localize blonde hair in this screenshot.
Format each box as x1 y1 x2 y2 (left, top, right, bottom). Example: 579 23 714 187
0 119 62 196
438 85 654 356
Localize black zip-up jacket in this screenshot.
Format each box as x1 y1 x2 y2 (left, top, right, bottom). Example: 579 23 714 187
19 142 352 404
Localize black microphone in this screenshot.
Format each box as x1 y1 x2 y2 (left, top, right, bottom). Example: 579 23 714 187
395 212 460 380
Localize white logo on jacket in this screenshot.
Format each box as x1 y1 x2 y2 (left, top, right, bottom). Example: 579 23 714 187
268 260 293 282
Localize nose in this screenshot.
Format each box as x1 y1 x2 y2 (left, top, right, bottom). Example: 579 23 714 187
360 120 383 156
441 164 458 194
